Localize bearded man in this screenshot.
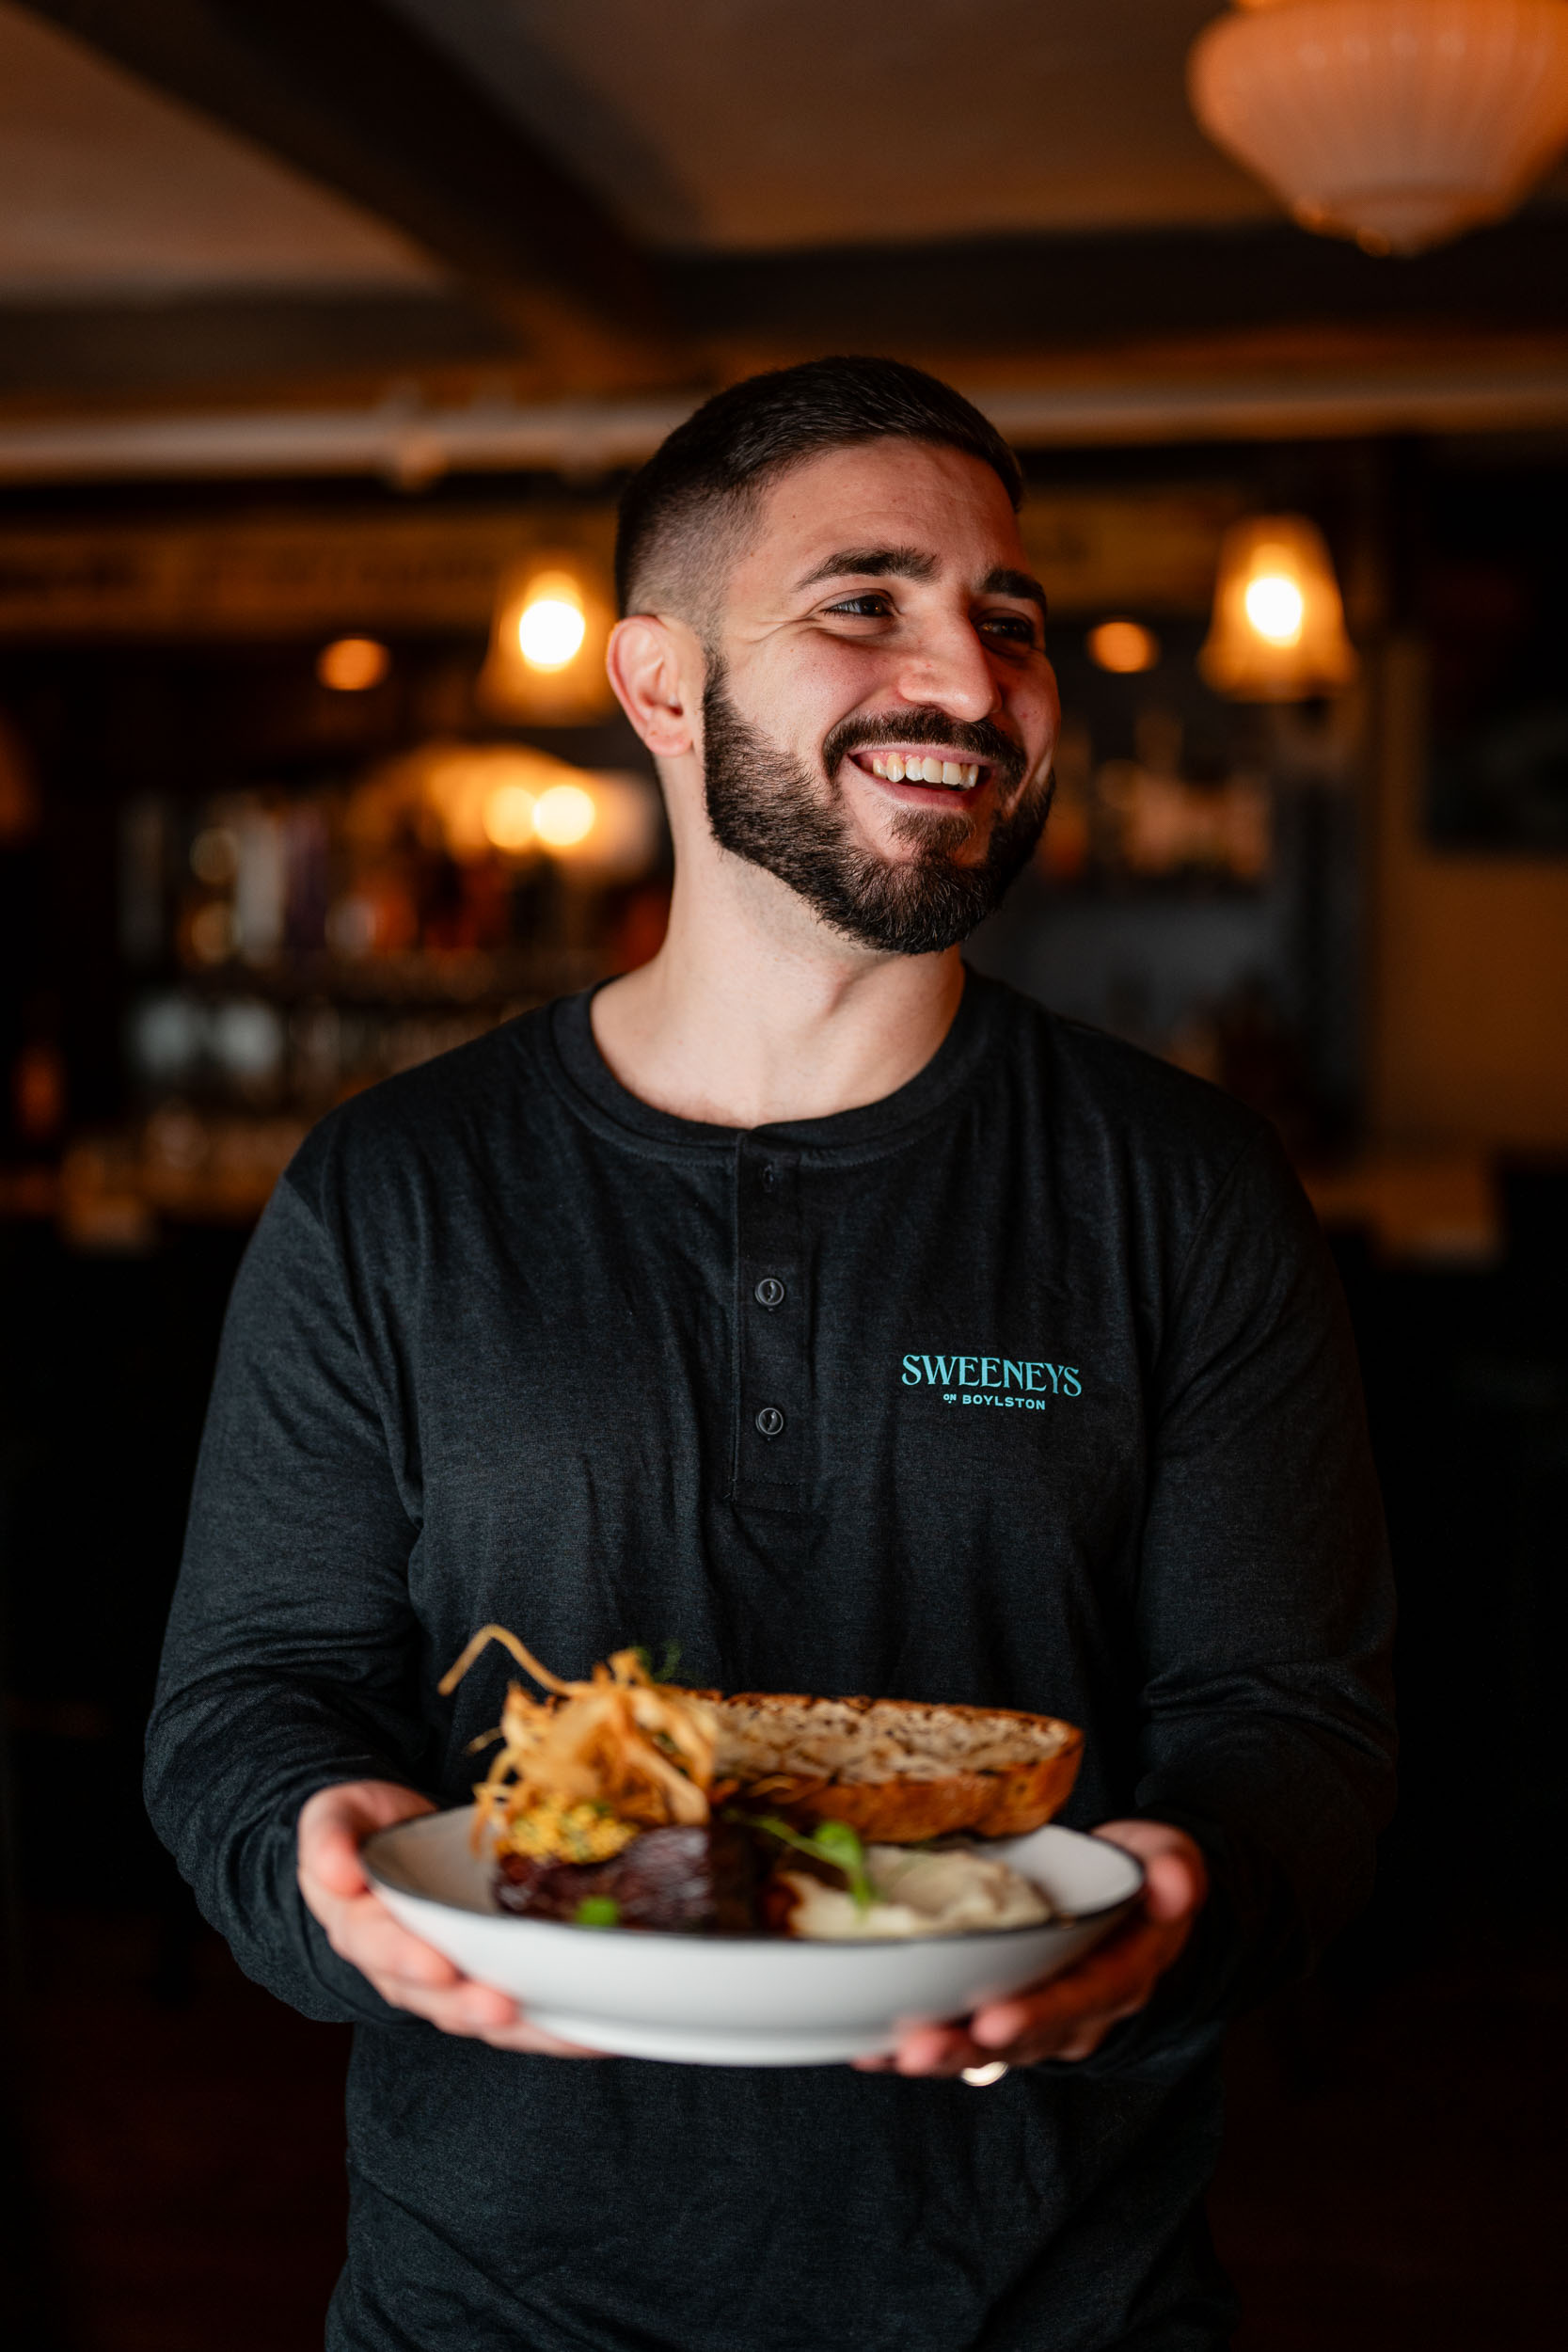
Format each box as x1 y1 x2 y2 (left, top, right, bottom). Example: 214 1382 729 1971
148 358 1394 2352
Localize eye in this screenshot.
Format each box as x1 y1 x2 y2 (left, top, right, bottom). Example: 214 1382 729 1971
979 612 1040 646
821 593 895 620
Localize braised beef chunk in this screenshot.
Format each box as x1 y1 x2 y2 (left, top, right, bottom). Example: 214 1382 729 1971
493 1822 763 1932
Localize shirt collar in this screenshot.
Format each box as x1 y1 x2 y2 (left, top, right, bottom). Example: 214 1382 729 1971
546 965 1013 1164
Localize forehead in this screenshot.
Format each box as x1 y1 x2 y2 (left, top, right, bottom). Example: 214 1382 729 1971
733 439 1027 603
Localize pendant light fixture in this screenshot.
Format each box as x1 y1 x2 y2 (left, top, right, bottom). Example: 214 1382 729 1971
1199 515 1358 698
1189 0 1568 255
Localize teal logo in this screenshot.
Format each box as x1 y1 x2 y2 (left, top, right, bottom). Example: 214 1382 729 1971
901 1354 1081 1406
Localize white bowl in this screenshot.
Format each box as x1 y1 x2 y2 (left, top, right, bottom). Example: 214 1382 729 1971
364 1807 1144 2067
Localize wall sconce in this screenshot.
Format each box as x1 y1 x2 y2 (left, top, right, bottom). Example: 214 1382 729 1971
1198 515 1358 699
478 554 616 723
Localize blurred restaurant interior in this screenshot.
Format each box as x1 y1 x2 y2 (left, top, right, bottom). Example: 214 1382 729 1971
1 1 1566 2344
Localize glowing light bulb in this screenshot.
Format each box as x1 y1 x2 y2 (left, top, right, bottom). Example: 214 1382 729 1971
1243 572 1305 646
532 783 596 849
1200 514 1356 700
517 595 587 671
482 783 538 852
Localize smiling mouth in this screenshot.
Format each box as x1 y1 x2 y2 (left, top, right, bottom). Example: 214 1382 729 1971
855 751 985 792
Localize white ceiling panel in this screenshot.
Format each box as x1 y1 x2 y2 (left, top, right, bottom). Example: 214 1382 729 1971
389 0 1275 248
0 2 442 298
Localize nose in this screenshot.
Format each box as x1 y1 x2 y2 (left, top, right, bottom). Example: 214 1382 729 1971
890 611 1004 724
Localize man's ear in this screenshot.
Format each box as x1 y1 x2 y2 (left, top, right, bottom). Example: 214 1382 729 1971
607 615 702 758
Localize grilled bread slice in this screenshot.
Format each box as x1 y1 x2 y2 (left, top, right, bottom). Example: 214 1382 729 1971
706 1692 1083 1843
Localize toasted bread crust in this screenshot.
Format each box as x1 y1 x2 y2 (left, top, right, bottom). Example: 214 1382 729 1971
705 1691 1084 1844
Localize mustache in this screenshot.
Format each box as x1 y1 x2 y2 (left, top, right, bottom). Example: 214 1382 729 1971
821 707 1028 790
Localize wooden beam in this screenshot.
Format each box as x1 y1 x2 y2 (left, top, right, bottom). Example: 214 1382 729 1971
668 213 1568 353
27 0 681 381
0 294 514 398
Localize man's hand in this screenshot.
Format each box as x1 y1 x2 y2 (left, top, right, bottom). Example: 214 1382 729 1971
857 1820 1208 2079
297 1780 604 2057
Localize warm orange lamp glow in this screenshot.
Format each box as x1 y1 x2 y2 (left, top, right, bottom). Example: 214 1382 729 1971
481 782 539 852
532 783 597 850
317 636 390 692
1199 515 1357 699
516 580 588 671
479 555 614 722
1086 619 1162 675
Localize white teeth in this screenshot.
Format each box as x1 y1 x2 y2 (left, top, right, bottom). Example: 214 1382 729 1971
866 753 982 788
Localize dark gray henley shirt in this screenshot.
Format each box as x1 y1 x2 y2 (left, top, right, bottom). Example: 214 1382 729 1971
146 971 1395 2352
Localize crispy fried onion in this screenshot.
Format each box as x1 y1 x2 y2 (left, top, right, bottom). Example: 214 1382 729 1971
438 1626 718 1849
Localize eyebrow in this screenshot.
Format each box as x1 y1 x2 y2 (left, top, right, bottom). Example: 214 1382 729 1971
796 546 939 590
983 565 1050 621
795 548 1049 622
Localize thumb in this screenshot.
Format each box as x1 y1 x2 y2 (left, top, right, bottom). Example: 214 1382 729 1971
306 1808 372 1899
1141 1847 1203 1925
299 1782 435 1898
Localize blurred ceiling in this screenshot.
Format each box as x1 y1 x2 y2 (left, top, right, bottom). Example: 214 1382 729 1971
2 0 1567 465
0 2 439 297
387 0 1279 247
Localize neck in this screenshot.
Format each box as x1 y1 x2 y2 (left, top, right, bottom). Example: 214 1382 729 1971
591 852 965 1129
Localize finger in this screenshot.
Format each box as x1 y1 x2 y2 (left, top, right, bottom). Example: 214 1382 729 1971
299 1785 436 1900
475 2019 610 2058
367 1974 603 2053
370 1975 519 2034
968 1926 1166 2045
967 1970 1154 2056
968 1924 1182 2052
305 1815 373 1899
315 1891 466 1991
974 1963 1171 2062
1140 1848 1204 1925
890 2024 989 2078
1007 1988 1151 2066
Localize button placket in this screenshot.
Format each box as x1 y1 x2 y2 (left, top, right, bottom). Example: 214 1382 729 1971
734 1140 807 1505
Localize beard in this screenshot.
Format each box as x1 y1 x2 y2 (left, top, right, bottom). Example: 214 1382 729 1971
700 664 1053 957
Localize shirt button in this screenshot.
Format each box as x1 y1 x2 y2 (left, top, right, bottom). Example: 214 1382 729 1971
753 1276 786 1310
754 1405 785 1439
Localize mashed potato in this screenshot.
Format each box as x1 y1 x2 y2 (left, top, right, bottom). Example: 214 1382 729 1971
784 1843 1050 1940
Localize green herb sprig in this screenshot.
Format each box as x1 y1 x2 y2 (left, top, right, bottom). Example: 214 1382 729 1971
732 1812 876 1914
631 1640 683 1683
574 1896 621 1929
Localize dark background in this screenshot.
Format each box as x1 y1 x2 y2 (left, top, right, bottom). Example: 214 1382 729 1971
4 2 1568 2343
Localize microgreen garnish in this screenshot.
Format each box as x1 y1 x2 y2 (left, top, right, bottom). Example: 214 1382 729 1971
733 1812 876 1914
574 1896 620 1929
631 1640 683 1683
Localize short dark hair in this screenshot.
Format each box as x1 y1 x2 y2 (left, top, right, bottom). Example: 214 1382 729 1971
614 356 1023 619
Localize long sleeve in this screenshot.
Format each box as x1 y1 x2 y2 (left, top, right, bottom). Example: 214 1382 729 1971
1128 1127 1397 2026
145 1169 429 2026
